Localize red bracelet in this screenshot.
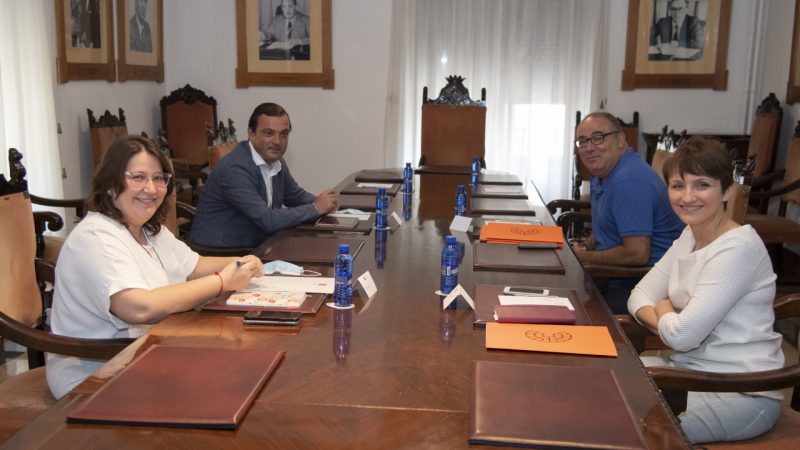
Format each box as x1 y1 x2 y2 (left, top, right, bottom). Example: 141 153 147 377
214 272 224 296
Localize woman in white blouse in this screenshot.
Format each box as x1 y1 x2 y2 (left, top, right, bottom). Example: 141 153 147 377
47 135 263 399
628 136 783 444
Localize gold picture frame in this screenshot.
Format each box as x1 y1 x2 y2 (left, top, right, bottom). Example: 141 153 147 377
56 0 116 83
117 0 164 82
235 0 334 89
621 0 731 90
787 0 800 103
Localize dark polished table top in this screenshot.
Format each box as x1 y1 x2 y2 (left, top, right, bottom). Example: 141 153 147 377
3 172 689 449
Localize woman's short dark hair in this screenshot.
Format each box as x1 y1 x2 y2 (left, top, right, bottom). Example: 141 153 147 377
662 136 733 193
88 135 174 234
247 102 291 132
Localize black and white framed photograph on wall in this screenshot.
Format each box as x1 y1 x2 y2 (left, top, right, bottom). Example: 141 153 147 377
236 0 334 88
56 0 116 83
622 0 731 90
117 0 164 82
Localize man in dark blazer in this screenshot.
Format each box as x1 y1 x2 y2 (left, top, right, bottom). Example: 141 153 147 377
649 0 705 60
189 103 339 248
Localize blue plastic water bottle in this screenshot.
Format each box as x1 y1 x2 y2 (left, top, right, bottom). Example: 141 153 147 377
375 187 389 229
440 236 459 294
374 228 387 269
402 192 412 221
455 185 467 216
334 244 353 307
403 163 413 193
471 156 481 176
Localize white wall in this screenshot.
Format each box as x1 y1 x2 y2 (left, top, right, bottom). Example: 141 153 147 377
52 0 799 197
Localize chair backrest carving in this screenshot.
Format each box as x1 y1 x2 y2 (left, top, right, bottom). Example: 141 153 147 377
207 119 239 170
160 84 217 167
88 108 128 167
420 75 486 167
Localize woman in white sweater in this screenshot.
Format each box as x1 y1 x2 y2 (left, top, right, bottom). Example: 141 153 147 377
627 137 783 444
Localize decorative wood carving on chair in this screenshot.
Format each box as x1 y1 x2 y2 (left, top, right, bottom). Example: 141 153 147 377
87 108 128 167
419 75 487 168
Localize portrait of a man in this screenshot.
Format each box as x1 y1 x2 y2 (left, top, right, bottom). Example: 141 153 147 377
648 0 706 61
258 0 311 60
71 0 101 49
129 0 153 53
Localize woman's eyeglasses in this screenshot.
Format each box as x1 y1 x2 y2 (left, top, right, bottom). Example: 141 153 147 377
124 171 172 188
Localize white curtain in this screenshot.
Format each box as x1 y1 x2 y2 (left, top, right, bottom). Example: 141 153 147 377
0 0 63 200
383 0 608 203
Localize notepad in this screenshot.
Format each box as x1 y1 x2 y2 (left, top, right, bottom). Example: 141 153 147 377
498 295 574 310
226 291 307 308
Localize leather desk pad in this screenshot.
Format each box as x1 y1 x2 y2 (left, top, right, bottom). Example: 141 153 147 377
260 236 365 265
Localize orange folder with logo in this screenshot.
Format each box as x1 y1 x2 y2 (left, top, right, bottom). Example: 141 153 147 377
478 222 564 246
485 322 617 357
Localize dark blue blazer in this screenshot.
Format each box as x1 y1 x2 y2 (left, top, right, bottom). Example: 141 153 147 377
189 141 318 247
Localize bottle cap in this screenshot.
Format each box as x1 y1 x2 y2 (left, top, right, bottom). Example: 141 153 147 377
338 244 350 253
445 235 457 244
405 162 412 167
378 187 387 195
457 185 465 191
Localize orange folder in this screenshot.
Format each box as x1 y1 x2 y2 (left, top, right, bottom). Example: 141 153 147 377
478 222 564 246
485 322 617 357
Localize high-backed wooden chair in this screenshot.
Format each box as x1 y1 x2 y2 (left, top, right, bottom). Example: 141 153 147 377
747 93 783 212
88 108 128 168
160 84 217 204
0 151 133 445
619 293 800 448
418 75 486 172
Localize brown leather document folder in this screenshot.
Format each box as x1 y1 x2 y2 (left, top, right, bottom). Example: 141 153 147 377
339 182 401 196
470 198 536 216
470 361 647 449
201 292 327 315
260 236 365 264
470 185 528 199
415 165 470 175
478 173 522 185
67 345 285 429
339 194 378 211
354 169 404 182
472 284 589 328
295 214 375 234
473 241 564 274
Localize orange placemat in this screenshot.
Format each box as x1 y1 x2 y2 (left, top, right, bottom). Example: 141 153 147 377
479 222 564 246
485 322 617 357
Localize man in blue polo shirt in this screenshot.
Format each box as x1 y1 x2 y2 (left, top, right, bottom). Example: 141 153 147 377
571 112 683 313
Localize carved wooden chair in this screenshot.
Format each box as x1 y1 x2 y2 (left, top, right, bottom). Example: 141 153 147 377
0 152 133 445
160 84 217 204
418 75 486 173
745 121 800 280
617 293 800 448
746 93 783 213
88 108 128 167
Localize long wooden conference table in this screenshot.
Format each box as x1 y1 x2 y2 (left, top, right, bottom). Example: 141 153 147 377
3 171 689 449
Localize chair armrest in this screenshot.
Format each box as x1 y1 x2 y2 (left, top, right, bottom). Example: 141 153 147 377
775 292 800 321
750 169 785 191
34 258 55 286
583 263 651 279
30 195 87 218
176 201 196 220
749 176 800 199
32 211 64 259
648 364 800 394
0 310 133 361
546 199 591 215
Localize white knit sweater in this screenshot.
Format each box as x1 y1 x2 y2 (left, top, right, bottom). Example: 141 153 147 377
628 225 784 399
